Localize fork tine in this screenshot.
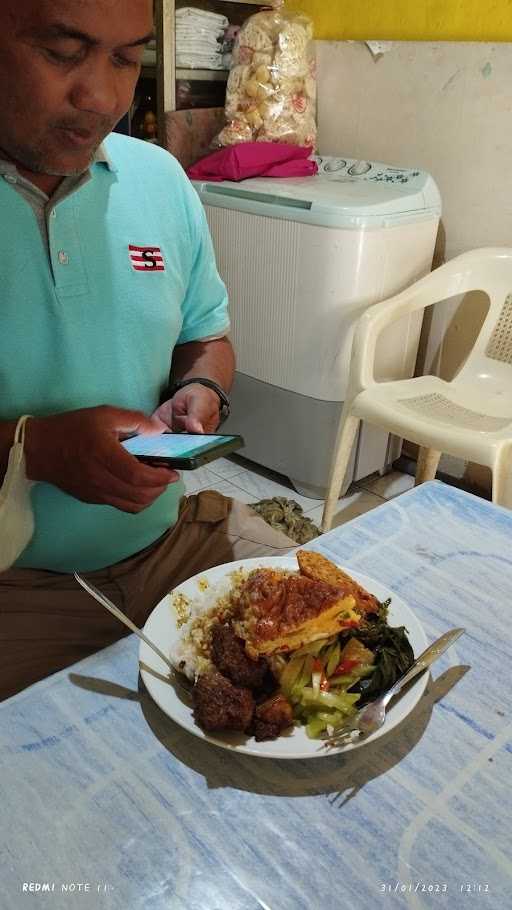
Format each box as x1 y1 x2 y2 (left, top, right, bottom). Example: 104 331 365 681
320 715 362 748
321 729 360 749
327 713 361 738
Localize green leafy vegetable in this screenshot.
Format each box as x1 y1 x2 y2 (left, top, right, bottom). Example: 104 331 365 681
347 600 414 704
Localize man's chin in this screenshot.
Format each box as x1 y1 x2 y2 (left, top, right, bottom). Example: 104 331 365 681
30 131 108 176
33 148 99 178
0 136 104 182
41 161 94 177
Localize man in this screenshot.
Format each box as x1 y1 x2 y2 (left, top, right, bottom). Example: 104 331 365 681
0 0 294 700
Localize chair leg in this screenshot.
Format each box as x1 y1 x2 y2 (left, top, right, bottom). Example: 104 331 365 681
415 447 441 486
321 414 360 532
492 451 512 509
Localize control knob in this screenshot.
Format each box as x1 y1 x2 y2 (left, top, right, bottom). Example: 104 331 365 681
348 161 371 176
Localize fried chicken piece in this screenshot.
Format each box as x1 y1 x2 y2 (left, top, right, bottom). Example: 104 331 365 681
192 670 254 733
252 693 294 741
296 549 379 616
210 623 268 689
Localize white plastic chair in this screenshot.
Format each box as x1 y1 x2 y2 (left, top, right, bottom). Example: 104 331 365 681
322 247 512 531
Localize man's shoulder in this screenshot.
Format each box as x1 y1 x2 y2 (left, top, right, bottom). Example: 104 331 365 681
104 132 186 182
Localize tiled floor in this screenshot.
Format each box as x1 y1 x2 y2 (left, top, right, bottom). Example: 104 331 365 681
181 454 416 533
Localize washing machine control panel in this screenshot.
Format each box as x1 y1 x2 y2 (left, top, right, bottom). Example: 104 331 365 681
312 155 423 186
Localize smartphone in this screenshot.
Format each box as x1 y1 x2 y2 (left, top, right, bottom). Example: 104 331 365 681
121 432 244 469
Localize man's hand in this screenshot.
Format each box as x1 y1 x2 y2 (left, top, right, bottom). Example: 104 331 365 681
154 384 222 434
24 405 179 513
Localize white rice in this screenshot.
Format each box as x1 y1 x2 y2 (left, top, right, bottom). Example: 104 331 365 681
169 567 250 680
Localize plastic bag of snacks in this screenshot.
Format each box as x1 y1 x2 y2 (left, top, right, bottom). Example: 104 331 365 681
215 1 316 149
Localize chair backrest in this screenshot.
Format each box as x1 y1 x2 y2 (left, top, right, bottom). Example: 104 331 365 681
430 248 512 385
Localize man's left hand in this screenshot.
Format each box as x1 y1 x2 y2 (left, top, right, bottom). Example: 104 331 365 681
153 383 221 434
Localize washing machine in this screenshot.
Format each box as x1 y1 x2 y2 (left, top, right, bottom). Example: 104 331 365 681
192 155 441 497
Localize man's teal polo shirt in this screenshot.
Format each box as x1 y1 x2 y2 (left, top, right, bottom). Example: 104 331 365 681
0 133 229 573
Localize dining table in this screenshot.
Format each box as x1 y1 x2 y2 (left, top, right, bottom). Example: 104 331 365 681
1 479 511 909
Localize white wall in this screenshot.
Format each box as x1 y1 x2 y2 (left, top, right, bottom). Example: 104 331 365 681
316 40 512 262
316 40 510 489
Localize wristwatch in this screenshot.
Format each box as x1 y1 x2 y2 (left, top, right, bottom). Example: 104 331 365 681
168 377 231 423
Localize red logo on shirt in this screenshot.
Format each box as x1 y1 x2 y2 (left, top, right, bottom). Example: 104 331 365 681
128 245 165 272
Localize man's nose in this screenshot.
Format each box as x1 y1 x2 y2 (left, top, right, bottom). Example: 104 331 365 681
70 59 119 117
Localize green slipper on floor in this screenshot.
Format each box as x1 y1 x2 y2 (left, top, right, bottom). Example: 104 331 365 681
250 496 321 544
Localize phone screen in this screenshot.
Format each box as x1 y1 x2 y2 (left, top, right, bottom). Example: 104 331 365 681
121 432 241 465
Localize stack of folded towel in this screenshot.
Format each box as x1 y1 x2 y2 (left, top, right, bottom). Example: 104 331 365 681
176 7 229 70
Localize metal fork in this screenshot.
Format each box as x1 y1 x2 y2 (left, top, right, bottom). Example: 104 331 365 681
322 627 465 749
74 573 193 696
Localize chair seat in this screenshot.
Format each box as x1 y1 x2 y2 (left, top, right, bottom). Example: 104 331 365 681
322 250 512 530
353 375 512 465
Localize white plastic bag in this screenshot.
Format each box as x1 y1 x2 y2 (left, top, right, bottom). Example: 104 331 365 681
0 415 35 572
216 0 316 149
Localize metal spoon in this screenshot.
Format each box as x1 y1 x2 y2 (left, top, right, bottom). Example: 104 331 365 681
74 572 192 696
323 626 465 747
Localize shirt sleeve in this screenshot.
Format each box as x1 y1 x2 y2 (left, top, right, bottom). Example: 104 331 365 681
177 190 230 345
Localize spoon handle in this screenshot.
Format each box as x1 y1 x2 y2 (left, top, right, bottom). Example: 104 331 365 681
382 626 465 707
74 572 176 673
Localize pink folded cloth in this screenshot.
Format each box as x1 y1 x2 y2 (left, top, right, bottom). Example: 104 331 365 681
187 142 318 181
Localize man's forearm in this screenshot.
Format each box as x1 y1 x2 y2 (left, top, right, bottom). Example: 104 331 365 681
169 337 235 393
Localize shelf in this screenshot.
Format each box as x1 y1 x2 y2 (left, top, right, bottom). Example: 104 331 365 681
154 0 273 141
177 0 276 4
176 68 229 81
142 65 228 83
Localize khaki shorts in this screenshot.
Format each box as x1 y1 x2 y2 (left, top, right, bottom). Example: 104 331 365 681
0 491 295 701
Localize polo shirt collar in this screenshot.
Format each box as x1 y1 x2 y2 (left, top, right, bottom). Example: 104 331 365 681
95 142 117 173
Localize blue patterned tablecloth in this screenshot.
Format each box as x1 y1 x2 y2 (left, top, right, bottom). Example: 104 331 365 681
1 481 510 909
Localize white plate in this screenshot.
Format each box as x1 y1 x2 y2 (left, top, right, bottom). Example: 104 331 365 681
139 556 429 759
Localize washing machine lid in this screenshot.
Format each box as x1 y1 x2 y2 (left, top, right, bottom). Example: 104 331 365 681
192 155 442 229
